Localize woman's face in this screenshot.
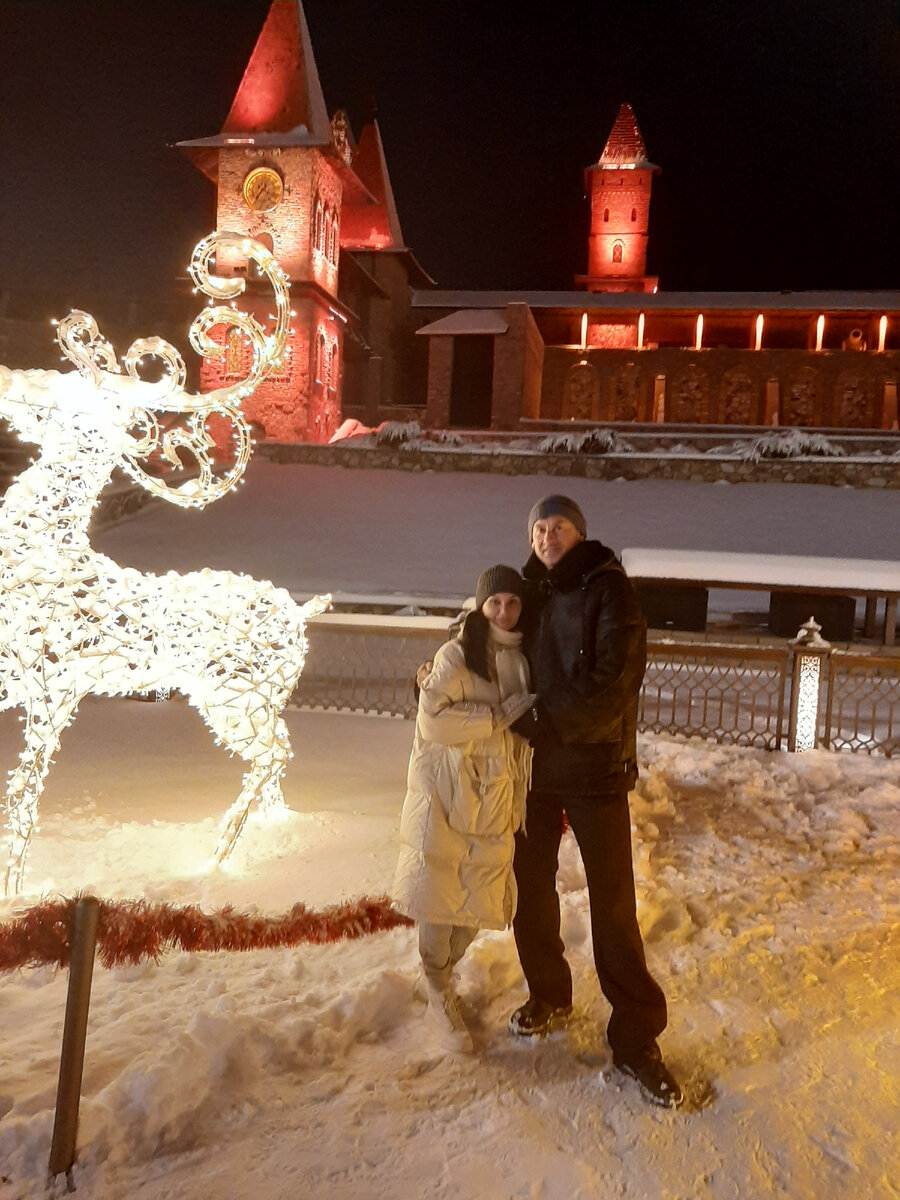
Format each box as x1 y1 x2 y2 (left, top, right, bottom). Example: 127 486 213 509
481 592 522 631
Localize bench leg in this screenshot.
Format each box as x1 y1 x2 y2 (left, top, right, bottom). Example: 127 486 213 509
864 597 877 639
885 597 897 647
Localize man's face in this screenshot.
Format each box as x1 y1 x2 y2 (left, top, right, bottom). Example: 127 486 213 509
531 516 584 568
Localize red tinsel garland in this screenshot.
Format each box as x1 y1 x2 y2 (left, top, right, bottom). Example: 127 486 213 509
0 895 413 973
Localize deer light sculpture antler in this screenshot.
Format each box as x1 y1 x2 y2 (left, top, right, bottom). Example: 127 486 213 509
54 231 292 508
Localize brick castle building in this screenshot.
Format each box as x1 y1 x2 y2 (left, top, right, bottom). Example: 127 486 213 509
174 1 898 439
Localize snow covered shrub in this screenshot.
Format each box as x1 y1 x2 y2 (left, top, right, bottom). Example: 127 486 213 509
374 420 422 447
432 429 465 446
538 429 633 455
741 430 848 461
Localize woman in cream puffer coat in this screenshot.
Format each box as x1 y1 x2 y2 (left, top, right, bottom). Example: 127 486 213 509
393 566 534 1050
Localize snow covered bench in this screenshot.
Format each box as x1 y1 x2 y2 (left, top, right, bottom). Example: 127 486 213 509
621 548 900 645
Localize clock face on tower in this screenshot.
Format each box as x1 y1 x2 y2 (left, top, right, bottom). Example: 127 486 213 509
242 167 284 213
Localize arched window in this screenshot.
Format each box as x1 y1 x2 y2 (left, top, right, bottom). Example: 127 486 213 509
612 242 624 263
631 208 637 221
249 233 274 279
330 213 339 263
325 211 334 263
315 332 326 384
603 208 609 222
330 342 339 389
314 200 324 254
226 328 243 376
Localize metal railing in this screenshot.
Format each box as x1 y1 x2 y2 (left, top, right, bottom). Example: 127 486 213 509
824 651 900 755
639 641 790 749
293 615 450 718
290 615 899 757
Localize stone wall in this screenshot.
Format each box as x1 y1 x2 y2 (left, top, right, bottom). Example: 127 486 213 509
261 440 900 488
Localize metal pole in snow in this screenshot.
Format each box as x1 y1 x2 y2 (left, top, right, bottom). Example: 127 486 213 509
48 896 100 1192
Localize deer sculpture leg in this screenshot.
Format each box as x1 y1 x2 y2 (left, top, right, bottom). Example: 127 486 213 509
4 695 81 895
197 694 293 865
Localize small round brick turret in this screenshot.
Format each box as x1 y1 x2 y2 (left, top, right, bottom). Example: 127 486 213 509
578 103 660 294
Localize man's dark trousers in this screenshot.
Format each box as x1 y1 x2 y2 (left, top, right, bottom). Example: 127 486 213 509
512 788 667 1058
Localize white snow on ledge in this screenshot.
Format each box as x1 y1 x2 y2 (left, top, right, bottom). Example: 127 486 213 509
306 611 454 633
622 547 900 591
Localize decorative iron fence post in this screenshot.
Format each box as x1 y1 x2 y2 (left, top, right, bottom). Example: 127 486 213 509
788 618 832 751
49 895 100 1192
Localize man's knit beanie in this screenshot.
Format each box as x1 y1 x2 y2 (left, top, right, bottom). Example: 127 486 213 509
527 495 587 540
475 564 525 610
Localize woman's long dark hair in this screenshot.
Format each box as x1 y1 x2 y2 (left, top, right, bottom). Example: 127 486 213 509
460 609 492 682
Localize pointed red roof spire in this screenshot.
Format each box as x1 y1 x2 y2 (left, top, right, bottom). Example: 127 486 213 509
340 121 405 249
223 0 330 140
596 103 657 169
177 0 333 178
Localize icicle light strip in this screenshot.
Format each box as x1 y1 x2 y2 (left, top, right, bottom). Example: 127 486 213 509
0 896 412 973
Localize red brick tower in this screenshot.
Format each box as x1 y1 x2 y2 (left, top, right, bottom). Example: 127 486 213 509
577 103 660 294
177 1 373 442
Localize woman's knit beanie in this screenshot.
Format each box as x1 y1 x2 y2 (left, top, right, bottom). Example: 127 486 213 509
527 495 587 540
475 564 525 609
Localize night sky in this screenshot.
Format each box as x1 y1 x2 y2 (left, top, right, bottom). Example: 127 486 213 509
1 1 897 300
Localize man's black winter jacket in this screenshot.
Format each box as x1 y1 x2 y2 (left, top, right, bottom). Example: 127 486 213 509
514 539 647 796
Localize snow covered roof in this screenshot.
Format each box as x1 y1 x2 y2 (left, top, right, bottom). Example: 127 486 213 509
415 310 510 336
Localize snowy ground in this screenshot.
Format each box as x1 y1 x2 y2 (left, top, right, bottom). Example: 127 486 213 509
0 703 897 1200
1 462 899 1198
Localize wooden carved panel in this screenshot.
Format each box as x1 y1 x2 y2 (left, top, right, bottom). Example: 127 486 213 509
613 365 645 422
670 365 708 423
834 371 873 428
563 360 600 420
782 367 818 426
718 368 758 424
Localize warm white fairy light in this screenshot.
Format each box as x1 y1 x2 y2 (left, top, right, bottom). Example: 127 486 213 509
0 232 329 895
790 617 831 753
793 654 821 751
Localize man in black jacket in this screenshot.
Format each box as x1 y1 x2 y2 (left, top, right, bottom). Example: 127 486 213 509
509 494 681 1108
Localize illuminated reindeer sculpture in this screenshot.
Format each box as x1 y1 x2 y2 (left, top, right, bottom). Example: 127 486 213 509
0 233 329 894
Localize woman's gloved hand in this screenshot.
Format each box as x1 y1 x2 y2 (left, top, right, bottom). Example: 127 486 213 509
492 692 537 731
